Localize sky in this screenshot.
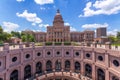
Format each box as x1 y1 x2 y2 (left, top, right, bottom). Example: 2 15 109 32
0 0 120 36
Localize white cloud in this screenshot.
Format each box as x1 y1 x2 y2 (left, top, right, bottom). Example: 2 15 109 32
82 23 108 29
64 22 70 26
2 22 19 32
64 22 77 31
70 27 77 31
34 0 54 5
39 24 49 28
79 0 120 17
107 29 118 36
16 0 24 2
40 7 46 10
16 10 42 25
32 23 36 26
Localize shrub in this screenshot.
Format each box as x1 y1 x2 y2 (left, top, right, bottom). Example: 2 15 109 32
55 42 62 45
45 42 52 45
64 42 71 45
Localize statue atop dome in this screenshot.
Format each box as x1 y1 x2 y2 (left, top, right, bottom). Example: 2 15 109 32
57 9 60 13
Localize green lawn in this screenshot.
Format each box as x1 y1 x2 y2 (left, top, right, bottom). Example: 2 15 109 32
112 43 120 46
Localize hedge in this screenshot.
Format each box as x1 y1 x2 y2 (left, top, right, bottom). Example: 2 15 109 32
45 42 52 45
64 42 71 45
55 42 62 45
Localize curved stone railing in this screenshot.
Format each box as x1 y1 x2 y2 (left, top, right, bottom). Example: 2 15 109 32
29 71 92 80
0 42 120 52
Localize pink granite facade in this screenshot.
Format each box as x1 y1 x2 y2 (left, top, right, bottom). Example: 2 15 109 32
23 10 94 43
0 42 120 80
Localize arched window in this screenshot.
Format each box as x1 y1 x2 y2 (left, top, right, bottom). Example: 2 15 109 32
24 65 31 80
97 68 105 80
85 64 92 78
75 61 80 73
36 62 42 74
46 60 52 72
65 60 70 71
55 60 61 71
112 76 119 80
0 78 3 80
10 70 18 80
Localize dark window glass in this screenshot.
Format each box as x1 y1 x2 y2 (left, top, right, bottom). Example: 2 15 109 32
66 52 69 55
57 51 60 55
113 60 119 67
98 56 103 61
75 52 79 56
47 52 51 55
12 57 17 62
86 53 90 58
0 62 1 66
112 76 119 80
37 52 41 56
0 78 3 80
26 54 30 58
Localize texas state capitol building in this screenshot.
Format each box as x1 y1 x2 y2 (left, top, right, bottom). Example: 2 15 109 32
23 9 94 43
0 10 120 80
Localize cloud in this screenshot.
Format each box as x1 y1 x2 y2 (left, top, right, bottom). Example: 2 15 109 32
79 0 120 17
64 22 70 26
16 0 24 2
16 10 42 25
107 29 118 36
34 0 54 5
64 22 77 31
2 22 19 32
39 24 49 28
70 27 77 31
82 23 108 29
40 7 46 10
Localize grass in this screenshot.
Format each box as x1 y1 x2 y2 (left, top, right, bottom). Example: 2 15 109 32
35 43 43 46
112 43 120 46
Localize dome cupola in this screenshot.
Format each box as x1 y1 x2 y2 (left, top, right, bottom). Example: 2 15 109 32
53 9 64 26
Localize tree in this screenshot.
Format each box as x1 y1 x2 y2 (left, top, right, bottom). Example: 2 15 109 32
0 26 11 43
21 33 35 42
0 25 3 33
11 31 21 38
117 32 120 40
108 36 117 43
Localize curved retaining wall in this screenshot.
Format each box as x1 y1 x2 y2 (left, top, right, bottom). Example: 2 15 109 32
0 43 120 80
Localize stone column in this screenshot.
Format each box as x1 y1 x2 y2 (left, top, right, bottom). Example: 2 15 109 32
62 59 64 71
61 46 64 70
31 42 35 48
105 51 109 80
70 48 74 72
105 52 109 68
6 52 10 71
92 49 96 80
71 59 74 72
52 59 55 71
20 65 24 80
32 61 36 77
105 42 111 49
81 48 84 75
43 48 46 72
105 70 110 80
3 43 9 51
5 71 10 80
92 64 95 80
32 43 36 75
